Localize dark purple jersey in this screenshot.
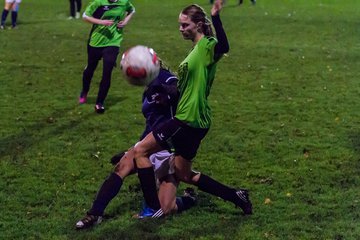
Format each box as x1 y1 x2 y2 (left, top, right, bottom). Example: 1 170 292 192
140 68 179 140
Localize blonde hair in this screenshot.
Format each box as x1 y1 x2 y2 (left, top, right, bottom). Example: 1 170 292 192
181 4 214 37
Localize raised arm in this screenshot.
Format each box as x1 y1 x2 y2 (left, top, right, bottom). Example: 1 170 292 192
211 0 229 60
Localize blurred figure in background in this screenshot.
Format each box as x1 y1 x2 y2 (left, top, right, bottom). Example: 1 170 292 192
239 0 256 5
1 0 21 29
68 0 82 19
210 0 255 5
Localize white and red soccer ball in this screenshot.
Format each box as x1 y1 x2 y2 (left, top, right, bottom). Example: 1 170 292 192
120 45 160 86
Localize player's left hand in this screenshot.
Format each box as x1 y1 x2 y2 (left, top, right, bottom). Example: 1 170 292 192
211 0 223 16
117 20 128 28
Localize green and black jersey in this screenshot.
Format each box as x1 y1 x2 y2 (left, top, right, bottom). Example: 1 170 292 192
176 36 218 129
84 0 135 47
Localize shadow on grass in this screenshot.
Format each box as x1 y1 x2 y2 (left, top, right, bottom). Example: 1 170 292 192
69 211 249 240
67 192 249 239
18 19 61 25
0 96 126 162
348 131 360 154
84 95 126 109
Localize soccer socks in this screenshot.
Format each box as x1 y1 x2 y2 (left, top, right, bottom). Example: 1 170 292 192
195 173 238 204
137 167 161 210
1 9 9 26
176 196 196 213
88 173 123 216
1 9 18 28
11 11 17 27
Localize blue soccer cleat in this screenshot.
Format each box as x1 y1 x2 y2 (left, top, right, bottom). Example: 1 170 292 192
136 202 164 219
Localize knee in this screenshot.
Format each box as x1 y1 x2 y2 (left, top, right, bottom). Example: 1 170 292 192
133 145 151 168
191 172 201 184
114 161 133 178
133 145 144 159
160 200 176 215
113 152 136 178
176 172 192 184
176 171 200 185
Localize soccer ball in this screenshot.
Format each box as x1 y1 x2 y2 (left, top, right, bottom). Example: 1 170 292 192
120 45 160 86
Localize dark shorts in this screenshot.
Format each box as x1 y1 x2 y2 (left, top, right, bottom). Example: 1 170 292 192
87 45 120 66
153 118 209 161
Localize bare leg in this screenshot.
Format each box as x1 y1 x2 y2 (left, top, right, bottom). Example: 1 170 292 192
158 176 178 215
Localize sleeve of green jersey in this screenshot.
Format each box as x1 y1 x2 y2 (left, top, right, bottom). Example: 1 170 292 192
126 1 135 13
206 37 217 65
85 0 101 17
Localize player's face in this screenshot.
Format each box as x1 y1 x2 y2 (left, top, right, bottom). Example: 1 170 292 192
178 14 199 41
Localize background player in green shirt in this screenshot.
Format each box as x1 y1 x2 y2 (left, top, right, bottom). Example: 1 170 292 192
79 0 135 113
134 0 252 218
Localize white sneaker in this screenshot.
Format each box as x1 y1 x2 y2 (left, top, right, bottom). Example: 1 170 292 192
67 16 74 20
75 12 80 19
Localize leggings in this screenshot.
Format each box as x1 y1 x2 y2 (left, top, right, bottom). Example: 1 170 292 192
69 0 81 17
82 45 120 104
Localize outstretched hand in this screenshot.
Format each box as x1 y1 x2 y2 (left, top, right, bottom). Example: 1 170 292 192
211 0 223 16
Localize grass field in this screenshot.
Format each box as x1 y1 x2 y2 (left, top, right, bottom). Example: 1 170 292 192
1 0 360 239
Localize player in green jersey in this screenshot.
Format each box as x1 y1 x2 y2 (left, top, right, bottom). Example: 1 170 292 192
79 0 135 113
133 0 252 218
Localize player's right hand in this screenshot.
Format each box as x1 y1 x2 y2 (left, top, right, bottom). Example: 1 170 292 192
102 19 114 26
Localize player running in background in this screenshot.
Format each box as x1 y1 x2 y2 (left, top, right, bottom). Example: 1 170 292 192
1 0 21 29
239 0 256 5
134 0 252 218
68 0 82 20
75 66 197 229
79 0 135 113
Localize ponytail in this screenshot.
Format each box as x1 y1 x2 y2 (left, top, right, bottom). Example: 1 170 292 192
181 4 215 37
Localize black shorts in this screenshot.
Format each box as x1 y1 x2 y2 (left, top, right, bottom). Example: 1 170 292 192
87 45 120 66
153 118 209 161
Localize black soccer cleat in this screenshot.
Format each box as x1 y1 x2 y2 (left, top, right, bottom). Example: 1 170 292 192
235 189 253 215
75 214 102 229
95 103 105 114
183 187 197 203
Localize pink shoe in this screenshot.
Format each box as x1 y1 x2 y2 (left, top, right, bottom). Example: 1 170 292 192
79 92 87 104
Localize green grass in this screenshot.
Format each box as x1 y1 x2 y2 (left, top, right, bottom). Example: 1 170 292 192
1 0 359 239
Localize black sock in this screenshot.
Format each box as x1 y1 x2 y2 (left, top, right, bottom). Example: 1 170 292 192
195 174 237 204
176 196 196 213
137 167 161 210
88 173 123 216
11 11 17 27
1 9 9 26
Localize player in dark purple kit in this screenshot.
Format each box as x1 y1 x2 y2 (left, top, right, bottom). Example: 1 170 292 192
75 65 197 229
